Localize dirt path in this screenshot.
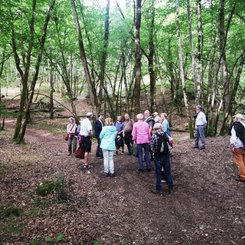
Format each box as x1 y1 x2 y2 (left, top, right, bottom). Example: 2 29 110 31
0 120 245 245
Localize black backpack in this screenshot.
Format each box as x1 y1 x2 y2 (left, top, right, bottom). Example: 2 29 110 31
157 133 170 155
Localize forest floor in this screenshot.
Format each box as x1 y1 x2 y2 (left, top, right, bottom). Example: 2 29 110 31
0 118 245 245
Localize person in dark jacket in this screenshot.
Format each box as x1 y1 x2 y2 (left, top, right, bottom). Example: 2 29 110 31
150 123 174 194
95 115 104 157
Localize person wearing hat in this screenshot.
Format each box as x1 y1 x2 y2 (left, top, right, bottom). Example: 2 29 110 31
229 113 245 182
79 112 93 168
151 123 173 194
193 105 207 149
66 117 77 155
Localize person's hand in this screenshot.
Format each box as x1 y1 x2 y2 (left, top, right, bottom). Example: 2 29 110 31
230 144 235 153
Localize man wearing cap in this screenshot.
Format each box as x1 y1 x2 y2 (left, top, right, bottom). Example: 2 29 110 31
229 113 245 182
193 105 207 150
79 112 93 168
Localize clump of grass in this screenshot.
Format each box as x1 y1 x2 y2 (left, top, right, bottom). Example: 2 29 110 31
0 204 22 218
36 177 68 202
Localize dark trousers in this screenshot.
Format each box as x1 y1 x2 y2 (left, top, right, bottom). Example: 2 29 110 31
155 154 173 191
124 131 133 154
96 137 103 157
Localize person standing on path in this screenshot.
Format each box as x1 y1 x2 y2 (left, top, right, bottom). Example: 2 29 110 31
100 118 117 177
79 112 93 168
66 117 77 156
144 110 155 160
161 113 171 137
95 115 104 157
123 113 134 155
151 123 174 194
132 113 151 172
229 113 245 182
193 105 207 150
114 115 125 154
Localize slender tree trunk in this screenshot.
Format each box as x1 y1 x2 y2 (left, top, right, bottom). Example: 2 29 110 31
176 0 194 138
17 0 56 143
133 0 142 114
148 0 156 113
70 0 98 113
49 64 54 119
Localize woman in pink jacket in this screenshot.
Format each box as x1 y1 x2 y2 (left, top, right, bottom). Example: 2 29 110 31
132 113 151 172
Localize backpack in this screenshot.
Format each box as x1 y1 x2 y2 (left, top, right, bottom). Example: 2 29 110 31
157 133 170 155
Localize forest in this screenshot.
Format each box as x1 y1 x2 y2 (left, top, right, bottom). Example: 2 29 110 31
0 0 245 244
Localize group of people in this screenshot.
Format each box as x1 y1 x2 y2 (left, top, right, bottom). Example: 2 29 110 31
65 106 245 195
66 110 173 194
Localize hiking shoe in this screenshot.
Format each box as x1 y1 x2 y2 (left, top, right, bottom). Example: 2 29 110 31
150 189 162 195
147 168 151 172
235 177 245 182
105 173 109 177
199 145 205 150
110 173 115 178
138 169 144 173
192 146 199 149
168 187 173 194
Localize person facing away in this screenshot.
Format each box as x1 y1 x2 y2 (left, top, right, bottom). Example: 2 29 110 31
151 123 174 195
123 113 134 155
100 118 117 177
95 115 104 157
79 112 93 169
114 115 125 154
160 113 171 136
66 117 77 156
132 113 151 172
193 105 207 150
229 113 245 182
144 110 155 161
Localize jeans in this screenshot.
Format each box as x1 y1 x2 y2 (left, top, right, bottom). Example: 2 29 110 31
155 154 173 191
137 144 151 170
102 149 114 174
195 125 206 147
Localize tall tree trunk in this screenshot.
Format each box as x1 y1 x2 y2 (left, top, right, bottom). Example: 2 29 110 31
176 0 194 138
49 64 54 119
70 0 98 113
196 0 203 103
133 0 142 114
11 0 36 140
148 0 156 113
17 0 56 143
219 0 229 112
99 0 110 114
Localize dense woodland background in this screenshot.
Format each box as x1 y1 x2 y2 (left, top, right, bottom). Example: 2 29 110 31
0 0 244 143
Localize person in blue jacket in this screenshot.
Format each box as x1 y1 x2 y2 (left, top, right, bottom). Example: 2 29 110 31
100 118 118 177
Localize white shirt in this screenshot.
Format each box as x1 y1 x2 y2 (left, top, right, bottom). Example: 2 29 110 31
195 111 207 127
79 118 92 136
230 122 245 148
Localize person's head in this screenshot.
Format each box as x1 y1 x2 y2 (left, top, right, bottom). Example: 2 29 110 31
195 105 203 113
68 117 75 124
232 113 244 122
154 115 162 123
105 117 113 126
86 112 93 120
124 113 130 121
153 112 159 118
117 115 122 122
160 113 168 120
98 114 103 120
136 113 144 121
144 110 150 118
153 123 163 132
